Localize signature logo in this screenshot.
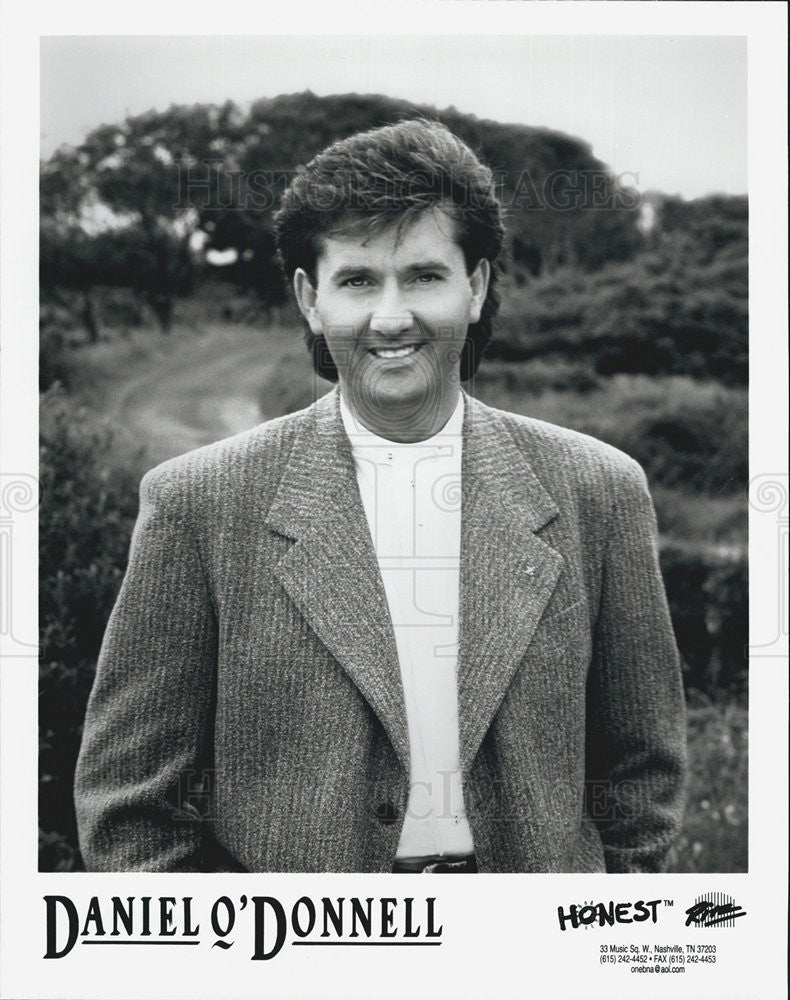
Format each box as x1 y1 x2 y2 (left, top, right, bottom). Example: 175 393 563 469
685 892 746 928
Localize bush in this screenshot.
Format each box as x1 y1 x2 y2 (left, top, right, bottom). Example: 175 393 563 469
489 209 747 386
475 357 601 397
650 487 745 547
95 286 149 330
613 391 748 496
666 696 747 873
39 385 140 869
39 302 82 390
660 544 748 697
475 372 747 497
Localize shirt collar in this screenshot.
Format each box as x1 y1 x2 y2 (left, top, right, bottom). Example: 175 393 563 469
339 391 465 452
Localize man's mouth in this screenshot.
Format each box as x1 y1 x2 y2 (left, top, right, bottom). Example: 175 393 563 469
369 344 422 360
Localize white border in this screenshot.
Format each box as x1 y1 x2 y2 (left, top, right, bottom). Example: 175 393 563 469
2 3 787 999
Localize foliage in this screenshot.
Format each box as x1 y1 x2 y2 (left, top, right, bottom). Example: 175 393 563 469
474 369 747 496
597 382 747 496
660 546 748 696
649 486 745 549
490 196 747 385
39 385 141 869
39 301 78 390
653 192 748 260
41 92 644 318
39 104 234 331
237 92 642 275
666 696 747 873
40 287 159 387
41 218 194 334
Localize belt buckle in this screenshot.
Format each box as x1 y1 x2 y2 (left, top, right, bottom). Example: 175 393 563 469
422 856 474 873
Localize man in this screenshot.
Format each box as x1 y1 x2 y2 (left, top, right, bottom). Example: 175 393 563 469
75 119 686 873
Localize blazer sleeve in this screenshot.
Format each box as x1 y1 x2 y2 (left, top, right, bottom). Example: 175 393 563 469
74 466 218 872
585 457 687 873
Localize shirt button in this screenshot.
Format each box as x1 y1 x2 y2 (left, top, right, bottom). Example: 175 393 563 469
372 801 398 825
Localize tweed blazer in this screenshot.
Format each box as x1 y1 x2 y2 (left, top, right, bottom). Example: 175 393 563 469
74 388 686 873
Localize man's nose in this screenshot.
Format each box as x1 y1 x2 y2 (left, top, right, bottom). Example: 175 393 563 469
369 284 414 338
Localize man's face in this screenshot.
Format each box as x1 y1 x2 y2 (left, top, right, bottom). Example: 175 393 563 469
294 207 489 442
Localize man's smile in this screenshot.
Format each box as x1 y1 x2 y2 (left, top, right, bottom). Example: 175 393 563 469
368 343 423 360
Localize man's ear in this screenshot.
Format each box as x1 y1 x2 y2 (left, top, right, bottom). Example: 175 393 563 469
468 259 491 324
293 268 323 336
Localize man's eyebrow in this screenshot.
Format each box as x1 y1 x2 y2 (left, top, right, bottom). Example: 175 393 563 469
328 265 377 283
402 260 453 274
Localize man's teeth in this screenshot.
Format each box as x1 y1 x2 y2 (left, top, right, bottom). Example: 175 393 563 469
372 345 418 359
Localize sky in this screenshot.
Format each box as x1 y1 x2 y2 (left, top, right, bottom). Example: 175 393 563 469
40 34 747 200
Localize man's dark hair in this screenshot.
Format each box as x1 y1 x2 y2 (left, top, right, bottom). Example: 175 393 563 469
273 118 506 381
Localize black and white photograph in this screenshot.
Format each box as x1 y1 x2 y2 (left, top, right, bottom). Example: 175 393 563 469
38 32 743 877
1 2 787 998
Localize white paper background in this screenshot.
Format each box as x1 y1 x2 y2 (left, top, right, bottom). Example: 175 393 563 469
1 2 787 998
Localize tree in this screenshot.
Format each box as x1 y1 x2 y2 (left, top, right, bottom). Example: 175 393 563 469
41 93 646 319
199 92 644 291
40 104 247 330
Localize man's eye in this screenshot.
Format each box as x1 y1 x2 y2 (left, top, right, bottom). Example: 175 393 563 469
343 276 371 288
415 273 441 283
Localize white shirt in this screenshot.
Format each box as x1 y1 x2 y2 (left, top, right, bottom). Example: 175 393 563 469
339 393 474 858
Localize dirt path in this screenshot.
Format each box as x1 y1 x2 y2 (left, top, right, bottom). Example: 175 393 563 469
89 322 311 469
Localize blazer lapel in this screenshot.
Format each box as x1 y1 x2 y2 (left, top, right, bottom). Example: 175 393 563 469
457 395 562 772
264 389 410 770
262 389 562 777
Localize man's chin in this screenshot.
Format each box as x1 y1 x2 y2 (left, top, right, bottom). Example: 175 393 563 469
344 382 456 441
